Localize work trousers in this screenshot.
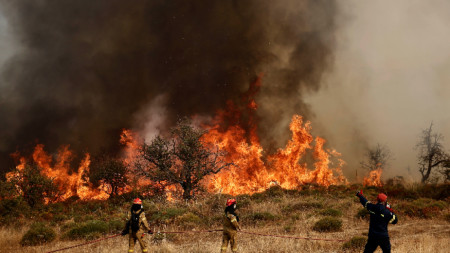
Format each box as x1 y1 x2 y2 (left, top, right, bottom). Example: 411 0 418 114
128 231 148 253
221 230 237 253
364 235 391 253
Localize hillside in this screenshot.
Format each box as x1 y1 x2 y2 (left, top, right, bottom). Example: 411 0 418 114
1 184 449 252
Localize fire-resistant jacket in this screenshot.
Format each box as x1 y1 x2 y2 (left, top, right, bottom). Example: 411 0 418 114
127 209 151 234
358 195 398 238
223 211 240 233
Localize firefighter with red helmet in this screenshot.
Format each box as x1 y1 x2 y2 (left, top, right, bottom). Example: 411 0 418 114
221 198 241 253
356 191 398 253
121 198 152 253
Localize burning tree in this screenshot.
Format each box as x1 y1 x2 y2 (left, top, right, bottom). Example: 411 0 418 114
140 119 233 200
89 155 129 198
7 164 61 207
360 144 392 187
416 123 450 183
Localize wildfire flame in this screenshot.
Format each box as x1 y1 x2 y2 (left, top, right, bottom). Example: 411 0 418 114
363 168 383 187
6 76 349 201
202 77 348 195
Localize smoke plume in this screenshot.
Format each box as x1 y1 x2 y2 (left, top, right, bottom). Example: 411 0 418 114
307 0 450 180
0 0 337 173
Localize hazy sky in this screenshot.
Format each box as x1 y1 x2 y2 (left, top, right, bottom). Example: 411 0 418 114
306 0 450 180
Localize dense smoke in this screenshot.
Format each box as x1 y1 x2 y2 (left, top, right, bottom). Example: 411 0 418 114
0 0 337 173
307 0 450 180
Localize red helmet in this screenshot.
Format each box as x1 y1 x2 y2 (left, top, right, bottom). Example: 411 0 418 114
226 199 237 207
133 198 142 205
377 193 387 202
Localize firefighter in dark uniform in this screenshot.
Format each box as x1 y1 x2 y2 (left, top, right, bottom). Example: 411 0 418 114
356 190 398 253
221 199 241 253
122 198 152 253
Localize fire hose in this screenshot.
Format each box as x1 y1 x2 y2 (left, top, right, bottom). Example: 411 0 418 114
46 229 348 252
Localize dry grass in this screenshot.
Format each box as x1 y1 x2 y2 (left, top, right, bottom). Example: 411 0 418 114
1 190 449 252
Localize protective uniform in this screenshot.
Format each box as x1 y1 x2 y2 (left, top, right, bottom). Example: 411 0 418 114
221 199 240 253
123 198 152 253
356 191 398 253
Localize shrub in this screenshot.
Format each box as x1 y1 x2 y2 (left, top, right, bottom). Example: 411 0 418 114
264 185 285 198
312 217 342 232
282 201 323 213
20 222 56 246
342 236 366 250
62 220 109 240
151 207 187 223
356 208 370 220
248 212 277 221
444 213 450 223
399 198 448 218
177 212 203 228
319 208 342 217
108 219 124 232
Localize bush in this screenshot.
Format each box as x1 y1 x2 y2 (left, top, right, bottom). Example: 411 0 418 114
444 213 450 223
0 198 30 223
108 219 124 232
312 217 342 232
248 212 277 221
319 208 342 217
62 220 109 240
356 208 370 220
399 198 448 218
342 236 366 250
151 207 187 223
177 212 202 228
21 222 56 246
282 201 323 213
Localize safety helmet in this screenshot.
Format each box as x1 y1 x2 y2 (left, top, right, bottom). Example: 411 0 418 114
226 199 237 207
377 193 387 202
133 198 142 205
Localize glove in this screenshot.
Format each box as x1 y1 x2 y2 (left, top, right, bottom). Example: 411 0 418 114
356 190 363 197
386 203 394 213
148 230 154 235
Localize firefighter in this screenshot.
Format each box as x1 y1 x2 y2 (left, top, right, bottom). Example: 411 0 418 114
356 190 398 253
221 198 241 253
121 198 152 253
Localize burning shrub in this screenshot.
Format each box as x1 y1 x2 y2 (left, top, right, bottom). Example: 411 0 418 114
20 222 56 246
319 208 342 217
312 217 342 232
140 118 233 200
8 164 62 207
342 236 367 251
89 156 129 198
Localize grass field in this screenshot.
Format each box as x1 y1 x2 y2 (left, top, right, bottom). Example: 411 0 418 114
1 184 449 252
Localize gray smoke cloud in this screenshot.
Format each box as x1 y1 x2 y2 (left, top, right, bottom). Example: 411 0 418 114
307 0 450 181
0 0 337 173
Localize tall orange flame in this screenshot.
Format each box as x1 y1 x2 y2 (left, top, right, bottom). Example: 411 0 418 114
363 168 383 187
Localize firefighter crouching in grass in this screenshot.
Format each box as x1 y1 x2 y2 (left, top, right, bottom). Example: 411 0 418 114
221 198 241 253
356 191 398 253
121 198 153 253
